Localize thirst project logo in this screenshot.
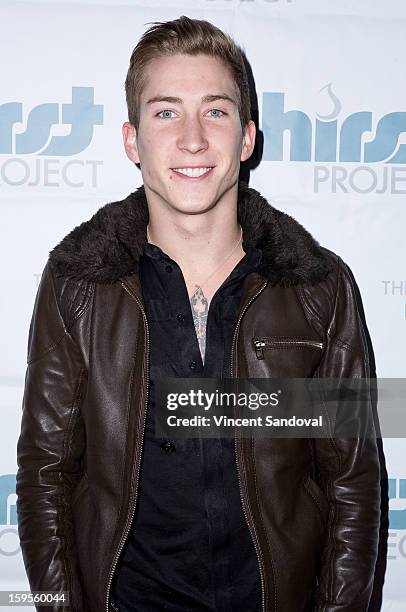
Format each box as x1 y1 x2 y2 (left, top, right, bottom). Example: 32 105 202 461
0 474 18 557
0 87 104 188
262 86 406 194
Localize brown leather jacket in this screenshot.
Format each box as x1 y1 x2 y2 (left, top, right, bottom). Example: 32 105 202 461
16 182 380 612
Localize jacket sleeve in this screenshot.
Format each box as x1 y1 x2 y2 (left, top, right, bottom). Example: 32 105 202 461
16 260 89 612
312 258 381 612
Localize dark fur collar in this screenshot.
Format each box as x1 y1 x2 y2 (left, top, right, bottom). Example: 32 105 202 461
49 181 334 286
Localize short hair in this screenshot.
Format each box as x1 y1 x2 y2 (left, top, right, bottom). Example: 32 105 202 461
125 15 251 132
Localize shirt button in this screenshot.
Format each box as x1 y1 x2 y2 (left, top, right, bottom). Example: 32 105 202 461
176 313 185 323
189 361 197 370
165 264 173 273
160 440 176 453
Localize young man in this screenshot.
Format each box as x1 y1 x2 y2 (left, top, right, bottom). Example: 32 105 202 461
16 15 380 612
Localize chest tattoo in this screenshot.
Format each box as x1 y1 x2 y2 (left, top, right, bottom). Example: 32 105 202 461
189 285 209 364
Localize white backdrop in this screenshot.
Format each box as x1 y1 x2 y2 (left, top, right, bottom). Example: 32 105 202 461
1 0 405 609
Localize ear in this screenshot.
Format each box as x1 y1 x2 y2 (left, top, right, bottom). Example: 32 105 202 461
240 119 256 163
122 122 140 164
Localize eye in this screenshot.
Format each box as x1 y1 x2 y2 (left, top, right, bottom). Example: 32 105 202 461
207 109 226 118
156 109 176 119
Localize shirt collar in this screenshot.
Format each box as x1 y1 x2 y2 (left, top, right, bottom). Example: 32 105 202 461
142 241 262 276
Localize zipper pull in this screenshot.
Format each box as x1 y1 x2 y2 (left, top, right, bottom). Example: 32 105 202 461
254 340 265 360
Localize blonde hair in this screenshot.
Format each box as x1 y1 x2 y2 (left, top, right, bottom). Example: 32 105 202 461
125 15 251 131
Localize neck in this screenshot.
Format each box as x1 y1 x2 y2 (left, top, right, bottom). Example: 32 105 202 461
146 191 244 279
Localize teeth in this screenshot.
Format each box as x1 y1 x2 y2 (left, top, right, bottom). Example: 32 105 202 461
172 167 212 177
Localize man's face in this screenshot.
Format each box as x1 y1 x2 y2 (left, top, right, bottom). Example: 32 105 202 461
123 53 256 214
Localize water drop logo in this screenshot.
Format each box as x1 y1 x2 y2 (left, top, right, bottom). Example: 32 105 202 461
316 83 342 121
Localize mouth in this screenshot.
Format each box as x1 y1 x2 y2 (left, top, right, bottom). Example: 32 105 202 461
171 166 214 180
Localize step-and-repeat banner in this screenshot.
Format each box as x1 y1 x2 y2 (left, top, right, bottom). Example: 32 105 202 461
1 0 405 609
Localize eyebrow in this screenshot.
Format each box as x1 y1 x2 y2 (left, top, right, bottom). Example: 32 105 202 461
145 94 238 107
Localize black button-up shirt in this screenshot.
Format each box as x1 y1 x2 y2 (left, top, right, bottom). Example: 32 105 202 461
111 240 263 611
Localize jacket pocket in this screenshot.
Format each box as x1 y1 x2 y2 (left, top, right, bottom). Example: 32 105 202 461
253 336 324 360
303 475 330 527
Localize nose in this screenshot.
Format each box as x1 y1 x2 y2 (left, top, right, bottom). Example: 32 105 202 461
176 115 208 154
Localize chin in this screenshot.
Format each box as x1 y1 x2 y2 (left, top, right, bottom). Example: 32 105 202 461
170 200 215 215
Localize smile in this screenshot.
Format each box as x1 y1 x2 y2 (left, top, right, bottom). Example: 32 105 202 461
171 167 214 179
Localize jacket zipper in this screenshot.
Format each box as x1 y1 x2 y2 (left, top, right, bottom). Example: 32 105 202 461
230 280 268 612
253 338 324 360
104 280 150 612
